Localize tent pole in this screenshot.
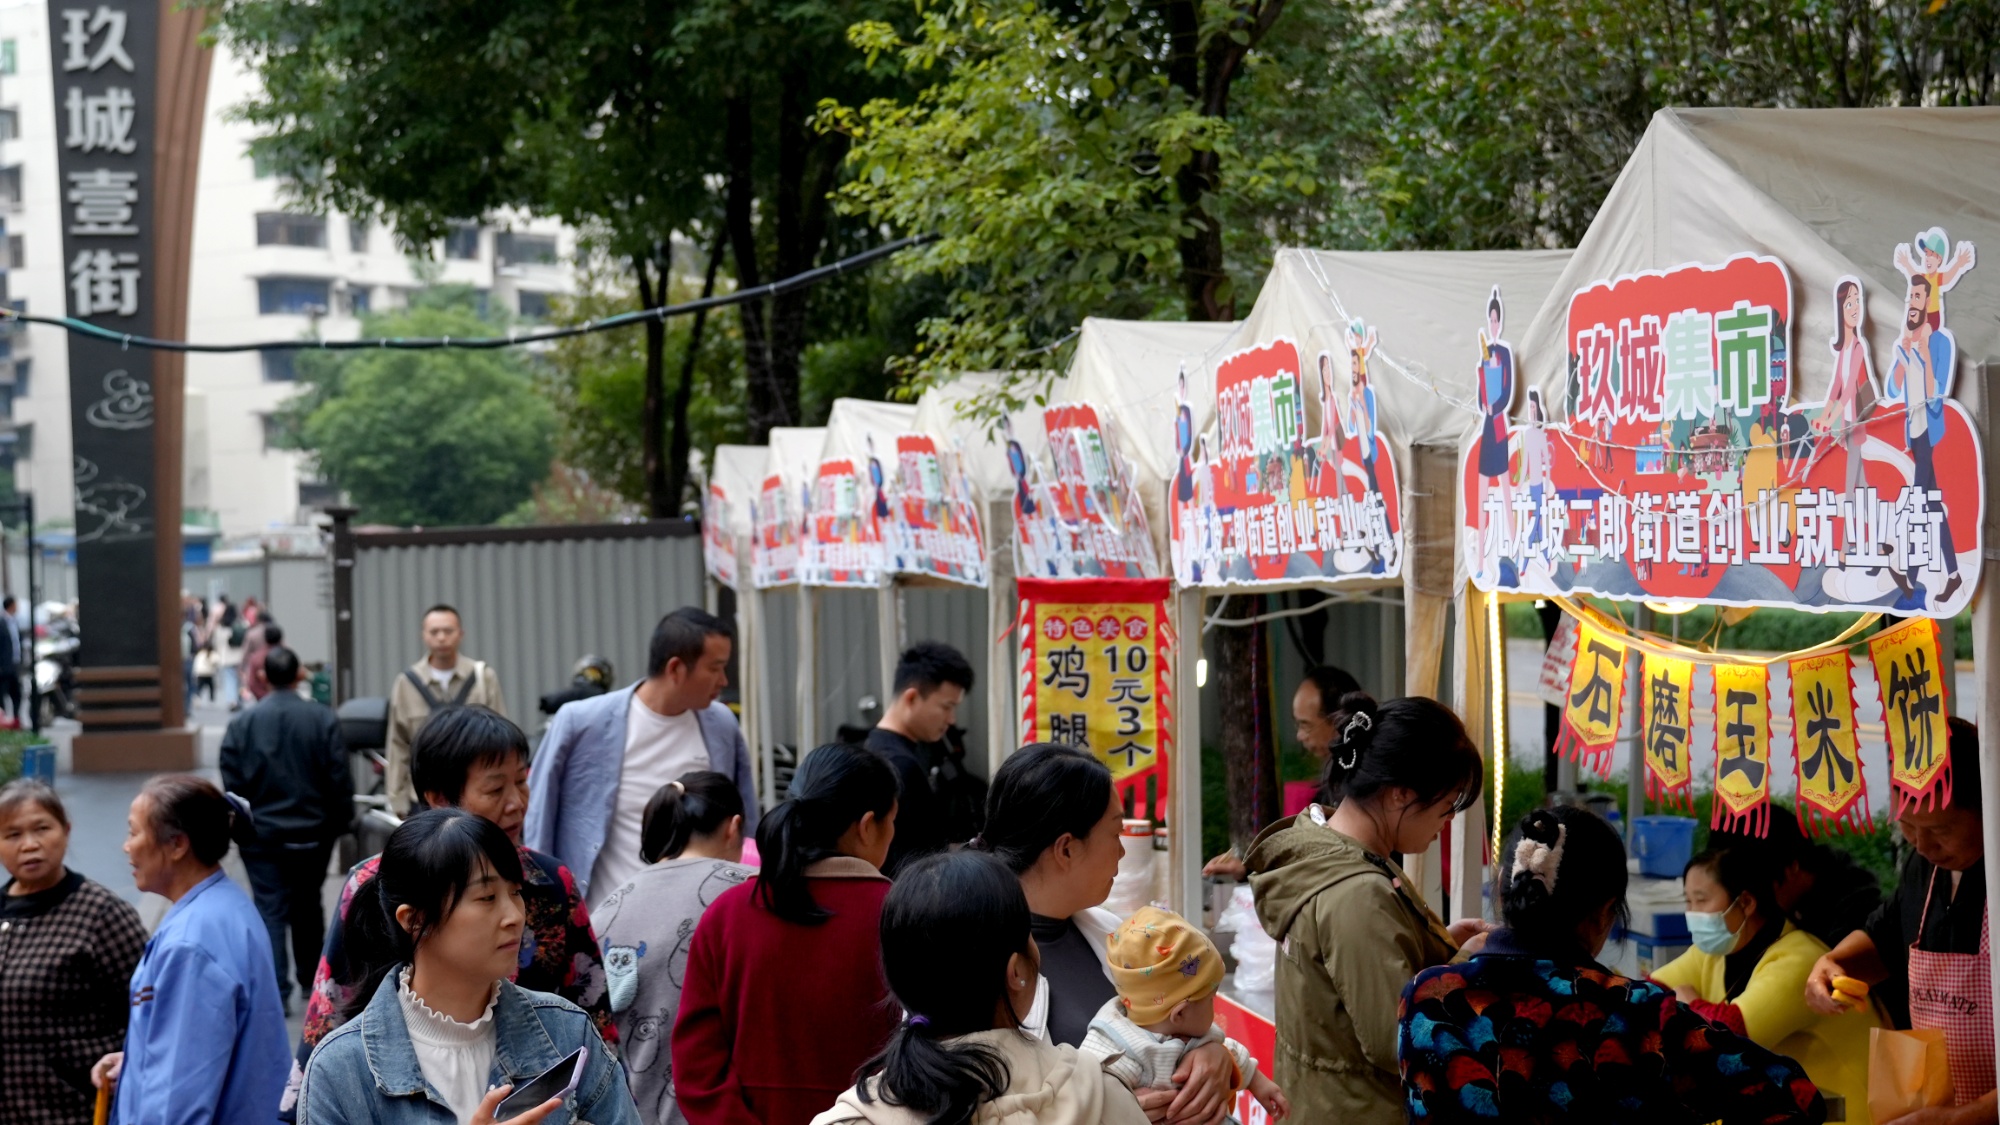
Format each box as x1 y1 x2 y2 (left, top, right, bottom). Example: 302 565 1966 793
1450 589 1489 921
1173 587 1204 920
877 580 904 705
798 586 819 754
1974 364 2000 1087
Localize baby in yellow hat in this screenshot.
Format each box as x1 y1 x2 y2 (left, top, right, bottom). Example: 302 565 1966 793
1080 906 1290 1122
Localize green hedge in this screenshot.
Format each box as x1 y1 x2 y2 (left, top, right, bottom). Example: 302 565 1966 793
0 729 49 786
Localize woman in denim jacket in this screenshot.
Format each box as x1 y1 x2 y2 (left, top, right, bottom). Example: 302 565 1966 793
299 808 638 1125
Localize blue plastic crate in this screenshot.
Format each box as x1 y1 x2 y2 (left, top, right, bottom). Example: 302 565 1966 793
1632 815 1697 878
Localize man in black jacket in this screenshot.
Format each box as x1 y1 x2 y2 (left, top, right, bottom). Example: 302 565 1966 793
865 641 974 876
220 645 353 1010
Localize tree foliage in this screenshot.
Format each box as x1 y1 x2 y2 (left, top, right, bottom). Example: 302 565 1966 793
280 293 554 527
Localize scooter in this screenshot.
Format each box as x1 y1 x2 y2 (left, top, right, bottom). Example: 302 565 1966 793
33 620 78 728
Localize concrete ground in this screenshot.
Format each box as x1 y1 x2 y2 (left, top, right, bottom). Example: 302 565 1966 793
39 694 341 1043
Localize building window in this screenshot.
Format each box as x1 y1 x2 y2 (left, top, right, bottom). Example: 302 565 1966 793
347 286 371 315
445 225 481 260
260 350 297 382
299 479 341 509
0 109 17 141
10 358 25 398
260 413 288 452
0 167 20 207
5 234 20 270
257 277 331 316
516 289 552 321
257 212 328 248
0 40 15 76
348 219 368 253
497 232 558 266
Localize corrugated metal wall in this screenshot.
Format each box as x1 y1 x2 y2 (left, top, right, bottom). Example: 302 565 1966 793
903 584 995 776
351 532 706 729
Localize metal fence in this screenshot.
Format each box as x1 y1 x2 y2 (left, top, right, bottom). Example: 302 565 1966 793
337 520 707 731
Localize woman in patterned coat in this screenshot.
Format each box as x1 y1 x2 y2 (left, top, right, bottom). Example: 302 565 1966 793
1398 806 1825 1125
0 780 148 1125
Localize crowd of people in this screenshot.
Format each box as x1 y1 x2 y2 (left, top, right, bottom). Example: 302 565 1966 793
0 600 1992 1125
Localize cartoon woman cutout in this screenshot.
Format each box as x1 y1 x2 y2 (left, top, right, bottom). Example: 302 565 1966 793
1345 319 1382 497
1519 388 1552 561
1173 366 1197 506
1287 383 1310 502
1812 276 1878 497
1003 415 1036 520
1313 350 1347 493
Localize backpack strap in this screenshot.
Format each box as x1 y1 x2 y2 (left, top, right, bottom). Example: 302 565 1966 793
452 665 479 707
403 668 445 710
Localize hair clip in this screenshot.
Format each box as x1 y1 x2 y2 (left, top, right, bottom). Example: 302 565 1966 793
1510 822 1567 895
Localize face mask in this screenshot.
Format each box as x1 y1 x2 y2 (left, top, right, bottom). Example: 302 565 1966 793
1685 903 1741 956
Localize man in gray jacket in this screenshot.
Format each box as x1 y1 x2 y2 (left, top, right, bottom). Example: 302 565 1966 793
525 607 758 908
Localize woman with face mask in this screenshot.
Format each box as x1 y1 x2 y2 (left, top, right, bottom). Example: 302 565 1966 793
1245 693 1488 1125
1653 848 1880 1124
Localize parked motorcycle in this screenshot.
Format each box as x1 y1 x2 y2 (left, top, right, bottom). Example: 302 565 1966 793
334 695 398 873
33 608 79 728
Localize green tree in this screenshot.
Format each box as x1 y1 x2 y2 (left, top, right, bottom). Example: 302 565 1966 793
282 295 554 527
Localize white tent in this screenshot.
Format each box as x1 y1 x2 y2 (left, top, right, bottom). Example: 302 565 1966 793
1494 109 2000 1056
912 373 1049 775
753 426 826 801
812 399 923 710
1178 248 1572 914
708 443 768 789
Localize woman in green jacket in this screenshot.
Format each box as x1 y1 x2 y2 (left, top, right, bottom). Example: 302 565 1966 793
1247 692 1486 1125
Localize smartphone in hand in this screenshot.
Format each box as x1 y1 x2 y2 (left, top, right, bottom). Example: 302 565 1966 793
494 1047 587 1122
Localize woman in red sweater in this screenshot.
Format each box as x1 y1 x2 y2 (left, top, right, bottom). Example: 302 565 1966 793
673 742 901 1125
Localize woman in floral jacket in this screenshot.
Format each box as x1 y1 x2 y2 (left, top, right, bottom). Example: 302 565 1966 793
1399 807 1824 1125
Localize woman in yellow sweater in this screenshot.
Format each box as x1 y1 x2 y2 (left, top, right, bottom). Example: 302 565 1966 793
1653 847 1880 1124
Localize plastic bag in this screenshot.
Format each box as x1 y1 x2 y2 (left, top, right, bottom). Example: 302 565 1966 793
1218 886 1277 992
1868 1027 1952 1125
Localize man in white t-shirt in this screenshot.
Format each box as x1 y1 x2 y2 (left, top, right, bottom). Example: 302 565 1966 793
525 607 758 908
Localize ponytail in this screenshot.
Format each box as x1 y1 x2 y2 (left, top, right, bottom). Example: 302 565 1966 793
1500 806 1628 958
753 743 898 926
856 851 1026 1125
333 808 525 1022
639 770 744 864
1321 692 1482 813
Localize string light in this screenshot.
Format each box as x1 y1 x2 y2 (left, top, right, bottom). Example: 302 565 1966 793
1487 592 1508 890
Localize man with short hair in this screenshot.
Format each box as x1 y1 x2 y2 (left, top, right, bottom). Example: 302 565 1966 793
866 641 974 875
525 606 758 910
220 645 352 1011
383 603 505 815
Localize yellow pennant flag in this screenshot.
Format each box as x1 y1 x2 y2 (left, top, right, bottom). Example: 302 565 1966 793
1711 663 1773 836
1560 621 1627 776
1641 653 1695 809
1789 651 1870 836
1869 618 1953 816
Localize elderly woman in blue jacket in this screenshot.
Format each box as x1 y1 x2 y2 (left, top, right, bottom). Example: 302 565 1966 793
300 807 637 1125
91 775 291 1125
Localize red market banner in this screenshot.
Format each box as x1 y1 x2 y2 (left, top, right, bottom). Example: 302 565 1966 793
702 482 739 589
1464 241 1982 619
1009 405 1158 581
1557 620 1628 776
1868 617 1953 815
805 457 889 587
1640 652 1695 809
891 434 987 587
1171 335 1403 586
1711 662 1774 836
751 473 803 588
1788 651 1870 836
1017 577 1174 820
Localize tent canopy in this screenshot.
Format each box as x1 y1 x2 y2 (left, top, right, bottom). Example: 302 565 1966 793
1517 106 2000 408
912 372 1049 504
1226 248 1577 451
710 444 766 544
820 397 922 463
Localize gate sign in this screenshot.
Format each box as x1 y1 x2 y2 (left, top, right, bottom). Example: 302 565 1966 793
892 434 987 586
1018 577 1174 819
751 473 802 588
1010 404 1158 580
805 455 888 586
1172 336 1403 586
1464 244 1982 618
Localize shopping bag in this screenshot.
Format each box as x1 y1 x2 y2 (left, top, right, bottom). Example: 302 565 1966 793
1868 1027 1952 1124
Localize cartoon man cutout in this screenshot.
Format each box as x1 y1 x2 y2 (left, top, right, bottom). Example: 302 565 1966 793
1884 270 1963 607
1474 288 1515 573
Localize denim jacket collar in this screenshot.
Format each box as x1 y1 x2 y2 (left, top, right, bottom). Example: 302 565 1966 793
360 973 567 1104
